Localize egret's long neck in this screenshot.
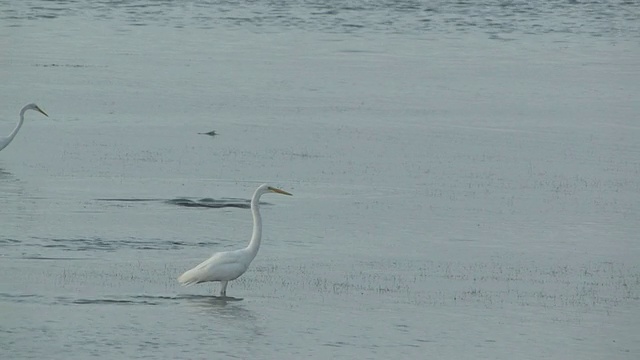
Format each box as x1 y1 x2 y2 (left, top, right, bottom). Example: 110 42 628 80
3 109 27 149
246 190 263 259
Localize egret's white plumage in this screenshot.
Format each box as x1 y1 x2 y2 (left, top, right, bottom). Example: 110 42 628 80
178 183 292 296
0 103 48 152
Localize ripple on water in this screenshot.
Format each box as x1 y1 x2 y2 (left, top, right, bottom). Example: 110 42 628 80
0 293 44 304
2 293 227 306
71 298 161 306
95 197 252 209
25 236 211 252
0 238 21 244
165 198 251 209
1 0 637 40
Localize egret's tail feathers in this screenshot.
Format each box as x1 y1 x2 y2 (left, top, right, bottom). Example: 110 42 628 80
177 269 200 286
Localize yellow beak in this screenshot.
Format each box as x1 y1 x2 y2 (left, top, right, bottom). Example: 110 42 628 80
268 187 292 196
36 106 48 117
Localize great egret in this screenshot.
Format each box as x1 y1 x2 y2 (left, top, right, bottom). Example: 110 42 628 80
0 103 48 152
178 184 292 297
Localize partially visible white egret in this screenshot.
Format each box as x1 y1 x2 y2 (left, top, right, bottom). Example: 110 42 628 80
0 103 48 152
178 184 292 297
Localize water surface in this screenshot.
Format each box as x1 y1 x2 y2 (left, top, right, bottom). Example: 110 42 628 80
1 1 639 359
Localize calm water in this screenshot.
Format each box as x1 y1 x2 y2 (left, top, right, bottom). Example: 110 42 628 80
1 1 639 359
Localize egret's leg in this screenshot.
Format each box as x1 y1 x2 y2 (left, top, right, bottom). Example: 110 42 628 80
220 281 228 297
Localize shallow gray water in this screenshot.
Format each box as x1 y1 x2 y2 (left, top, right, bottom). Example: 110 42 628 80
1 1 639 359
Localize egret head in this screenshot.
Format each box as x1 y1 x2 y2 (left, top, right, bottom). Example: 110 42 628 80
256 183 292 197
23 103 48 117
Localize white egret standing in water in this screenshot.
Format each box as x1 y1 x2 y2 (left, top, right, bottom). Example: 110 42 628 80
178 184 292 297
0 103 49 152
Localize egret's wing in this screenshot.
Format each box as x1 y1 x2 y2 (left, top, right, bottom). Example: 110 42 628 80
178 250 248 285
